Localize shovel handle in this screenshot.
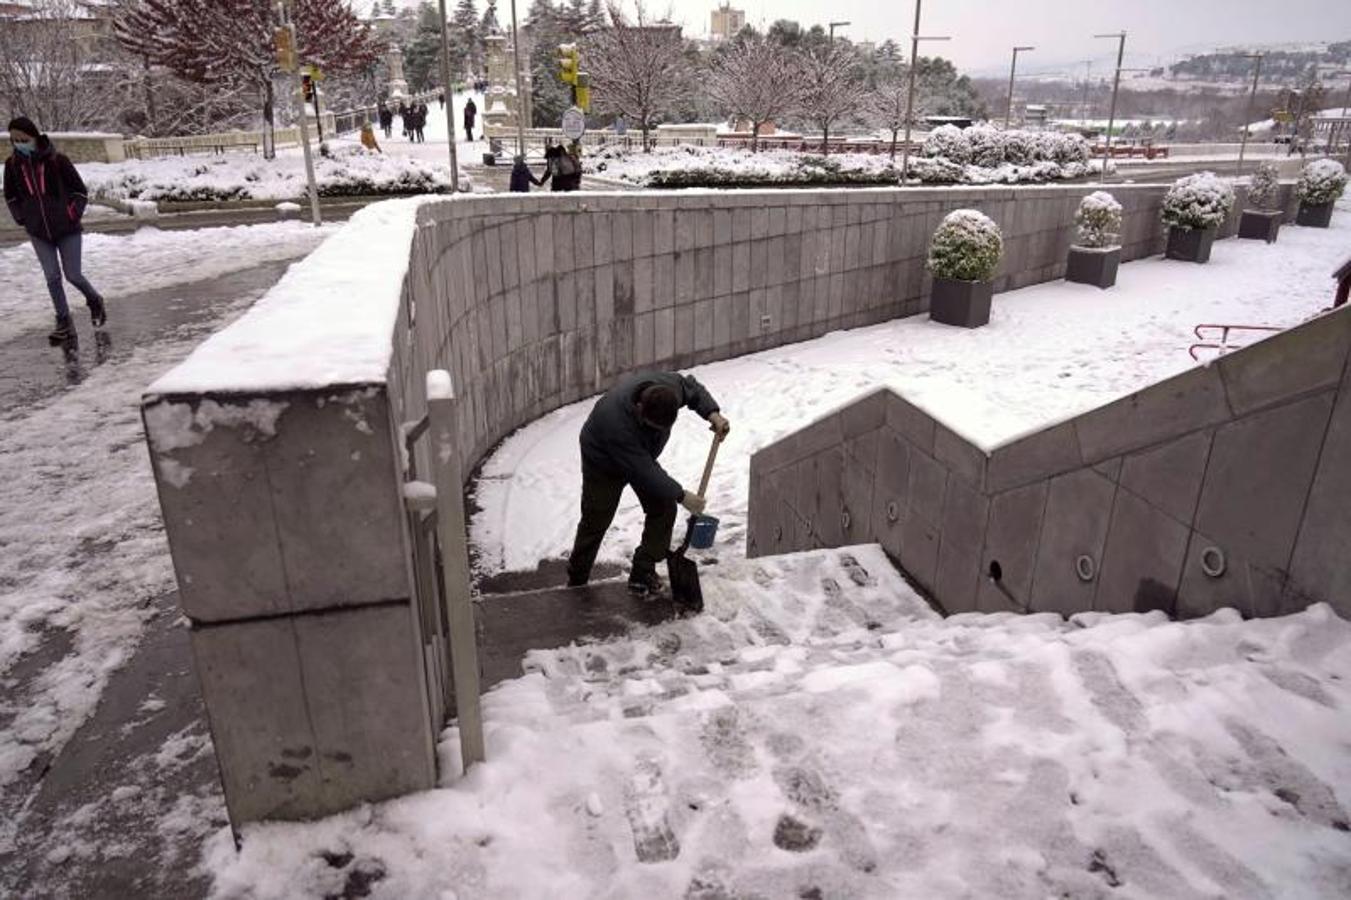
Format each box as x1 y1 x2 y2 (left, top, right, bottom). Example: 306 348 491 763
695 430 725 500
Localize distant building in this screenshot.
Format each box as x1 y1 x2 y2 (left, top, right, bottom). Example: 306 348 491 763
856 40 877 56
710 3 744 42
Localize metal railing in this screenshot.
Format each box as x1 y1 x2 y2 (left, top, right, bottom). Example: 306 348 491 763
124 89 442 159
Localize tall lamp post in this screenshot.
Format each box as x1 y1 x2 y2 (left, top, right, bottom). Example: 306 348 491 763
1005 45 1035 128
828 20 850 44
509 0 527 157
1093 31 1126 176
436 0 460 192
1236 52 1264 176
899 0 950 182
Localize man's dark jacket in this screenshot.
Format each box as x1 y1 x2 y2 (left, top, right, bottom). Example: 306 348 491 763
580 371 720 502
4 135 88 243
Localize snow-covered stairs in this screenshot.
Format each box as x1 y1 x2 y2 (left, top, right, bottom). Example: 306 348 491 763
444 546 1351 898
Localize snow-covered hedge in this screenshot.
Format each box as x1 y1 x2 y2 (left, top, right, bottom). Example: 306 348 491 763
1246 161 1280 210
915 126 1095 185
1074 191 1122 249
1161 172 1235 231
1296 158 1348 206
927 209 1004 282
84 146 455 203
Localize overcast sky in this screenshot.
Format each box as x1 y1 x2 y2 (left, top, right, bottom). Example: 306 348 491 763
424 0 1351 76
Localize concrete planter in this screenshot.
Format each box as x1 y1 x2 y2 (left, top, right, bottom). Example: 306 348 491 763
1066 245 1120 289
1238 209 1283 243
1165 226 1216 263
930 276 993 328
1296 201 1334 228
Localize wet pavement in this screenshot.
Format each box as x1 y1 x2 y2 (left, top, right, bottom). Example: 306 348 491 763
0 259 292 416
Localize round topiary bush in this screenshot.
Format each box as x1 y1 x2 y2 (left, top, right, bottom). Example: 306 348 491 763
922 124 972 165
1296 158 1348 206
1161 171 1235 231
928 209 1004 282
1246 161 1281 210
1074 191 1123 249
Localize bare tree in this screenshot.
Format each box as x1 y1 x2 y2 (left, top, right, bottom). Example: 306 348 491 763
797 42 864 155
869 64 946 159
707 34 804 152
586 1 688 152
0 0 137 131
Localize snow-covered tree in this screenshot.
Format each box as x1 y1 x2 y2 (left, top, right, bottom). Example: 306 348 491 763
116 0 380 158
707 34 805 152
928 209 1003 282
796 42 864 155
0 0 138 131
1162 172 1236 231
1297 158 1347 206
1074 191 1123 249
451 0 483 77
1247 161 1280 210
585 1 688 151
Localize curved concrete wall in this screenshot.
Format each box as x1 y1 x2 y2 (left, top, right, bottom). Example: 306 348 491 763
389 184 1279 475
140 180 1282 828
747 306 1351 621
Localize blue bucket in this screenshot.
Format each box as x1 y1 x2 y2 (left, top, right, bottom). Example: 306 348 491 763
689 514 720 550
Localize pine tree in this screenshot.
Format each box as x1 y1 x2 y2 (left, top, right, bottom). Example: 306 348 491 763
115 0 381 158
404 2 445 92
526 0 572 126
451 0 483 77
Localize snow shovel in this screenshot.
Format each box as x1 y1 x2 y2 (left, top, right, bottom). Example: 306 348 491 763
667 431 725 614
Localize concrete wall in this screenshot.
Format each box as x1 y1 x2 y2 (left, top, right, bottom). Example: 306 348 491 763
747 306 1351 621
389 183 1283 480
142 180 1281 827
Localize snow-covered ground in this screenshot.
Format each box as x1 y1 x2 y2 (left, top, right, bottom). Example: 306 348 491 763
0 221 335 342
206 545 1351 898
76 93 484 204
472 197 1351 576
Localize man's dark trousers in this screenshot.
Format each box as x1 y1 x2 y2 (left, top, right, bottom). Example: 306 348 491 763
567 460 677 585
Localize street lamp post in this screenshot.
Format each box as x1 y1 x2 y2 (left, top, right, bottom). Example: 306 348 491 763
1005 45 1035 128
828 20 850 44
899 0 951 182
509 0 527 157
1236 52 1264 176
437 0 460 192
1093 31 1127 177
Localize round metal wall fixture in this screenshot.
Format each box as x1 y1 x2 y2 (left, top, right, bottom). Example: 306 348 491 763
886 501 899 522
1200 546 1226 578
1075 554 1097 582
841 509 852 531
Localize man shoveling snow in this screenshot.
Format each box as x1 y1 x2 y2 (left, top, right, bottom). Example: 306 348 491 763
567 371 730 597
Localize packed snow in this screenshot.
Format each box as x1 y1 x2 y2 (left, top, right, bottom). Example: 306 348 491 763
471 197 1351 575
204 545 1351 898
0 221 336 342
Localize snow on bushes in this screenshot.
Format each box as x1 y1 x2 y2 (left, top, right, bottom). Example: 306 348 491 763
595 128 1096 189
1161 171 1235 231
1296 158 1348 207
83 146 455 203
1246 161 1281 210
1074 191 1123 249
927 209 1003 282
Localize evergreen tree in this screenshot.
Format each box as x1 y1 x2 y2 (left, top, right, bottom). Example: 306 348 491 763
451 0 483 77
526 0 572 126
382 0 397 15
404 2 445 92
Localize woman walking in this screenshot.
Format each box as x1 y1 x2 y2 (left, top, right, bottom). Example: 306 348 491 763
4 116 106 343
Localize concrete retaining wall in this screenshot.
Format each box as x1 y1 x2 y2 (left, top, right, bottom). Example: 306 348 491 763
747 306 1351 621
141 180 1283 828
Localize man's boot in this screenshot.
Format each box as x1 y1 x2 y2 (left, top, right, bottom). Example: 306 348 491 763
87 295 107 328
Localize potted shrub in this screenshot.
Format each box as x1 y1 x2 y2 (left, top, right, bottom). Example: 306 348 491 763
1295 158 1347 228
1238 161 1283 243
1067 191 1123 288
927 209 1004 328
1161 171 1234 263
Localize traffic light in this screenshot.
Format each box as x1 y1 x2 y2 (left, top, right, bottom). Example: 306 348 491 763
575 72 591 112
557 43 579 85
274 25 296 73
301 73 315 105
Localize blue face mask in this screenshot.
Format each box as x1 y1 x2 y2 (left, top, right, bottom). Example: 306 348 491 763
13 141 35 156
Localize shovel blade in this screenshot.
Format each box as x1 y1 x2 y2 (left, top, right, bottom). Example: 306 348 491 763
666 551 703 614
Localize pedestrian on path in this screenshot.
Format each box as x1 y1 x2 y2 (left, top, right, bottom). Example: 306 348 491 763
415 103 428 143
438 92 445 109
377 102 393 139
463 97 477 142
4 116 106 344
508 155 544 192
566 371 730 596
360 121 382 153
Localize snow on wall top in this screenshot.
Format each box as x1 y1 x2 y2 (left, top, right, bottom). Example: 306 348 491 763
147 196 431 396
